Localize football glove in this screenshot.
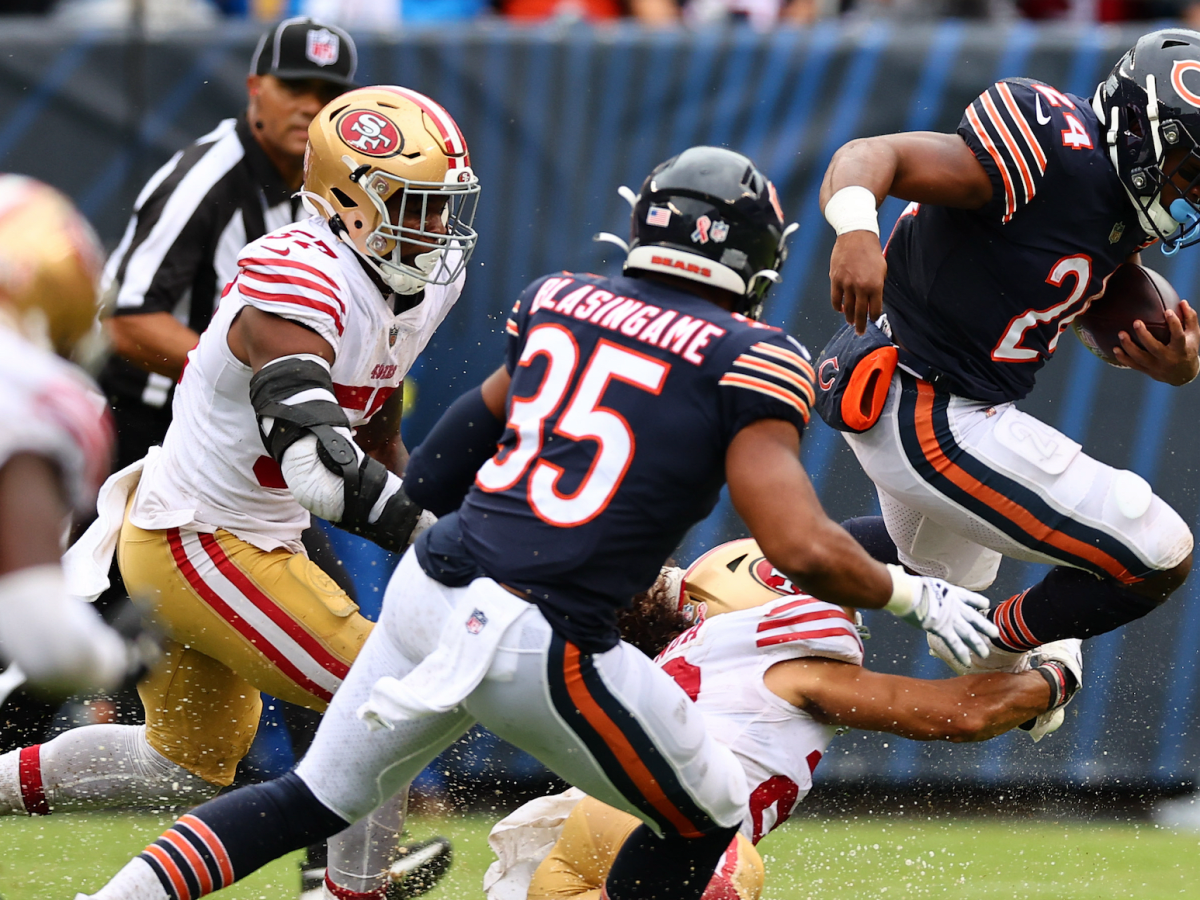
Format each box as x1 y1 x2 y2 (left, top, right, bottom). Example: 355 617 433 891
1019 638 1083 743
885 565 999 667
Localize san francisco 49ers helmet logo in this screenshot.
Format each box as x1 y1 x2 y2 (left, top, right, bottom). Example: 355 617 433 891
336 110 403 157
749 557 803 596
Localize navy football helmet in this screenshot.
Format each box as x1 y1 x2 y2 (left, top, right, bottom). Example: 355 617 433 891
1098 28 1200 253
598 147 796 319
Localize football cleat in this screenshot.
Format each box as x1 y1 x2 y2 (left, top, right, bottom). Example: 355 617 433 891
387 836 453 900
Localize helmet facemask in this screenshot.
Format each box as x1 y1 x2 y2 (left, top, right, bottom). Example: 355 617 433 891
349 163 479 294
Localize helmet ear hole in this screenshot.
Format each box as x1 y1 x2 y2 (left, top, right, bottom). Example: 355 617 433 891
331 187 358 209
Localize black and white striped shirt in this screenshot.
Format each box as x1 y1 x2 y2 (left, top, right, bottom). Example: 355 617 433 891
99 114 301 412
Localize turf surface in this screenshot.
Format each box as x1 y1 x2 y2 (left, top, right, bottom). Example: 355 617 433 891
2 812 1199 898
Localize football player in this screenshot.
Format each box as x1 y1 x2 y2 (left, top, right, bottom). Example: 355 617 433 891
485 535 1081 900
0 87 478 900
0 175 148 697
76 147 998 900
818 29 1200 675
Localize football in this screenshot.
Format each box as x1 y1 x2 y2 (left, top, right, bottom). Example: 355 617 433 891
1073 263 1181 367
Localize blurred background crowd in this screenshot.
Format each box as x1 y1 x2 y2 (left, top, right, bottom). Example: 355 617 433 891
5 0 1200 37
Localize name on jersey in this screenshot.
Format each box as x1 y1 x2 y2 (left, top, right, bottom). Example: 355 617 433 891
525 276 726 365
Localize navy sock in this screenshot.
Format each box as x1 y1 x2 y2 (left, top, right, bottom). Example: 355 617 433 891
840 515 901 566
988 565 1158 650
604 823 740 900
138 771 349 899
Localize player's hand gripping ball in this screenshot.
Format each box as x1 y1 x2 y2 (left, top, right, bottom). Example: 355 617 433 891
1073 263 1181 366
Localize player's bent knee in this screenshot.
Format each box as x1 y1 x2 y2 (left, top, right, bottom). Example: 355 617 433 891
1133 551 1193 604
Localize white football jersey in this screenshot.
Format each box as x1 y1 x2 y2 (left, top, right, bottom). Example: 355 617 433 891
656 593 864 844
0 325 112 515
131 215 462 551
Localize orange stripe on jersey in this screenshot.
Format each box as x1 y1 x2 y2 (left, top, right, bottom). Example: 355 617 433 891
506 319 520 336
751 342 816 381
980 91 1035 204
912 381 1137 582
143 844 190 900
179 815 234 887
996 82 1047 171
733 355 816 405
965 104 1016 221
718 373 810 422
560 643 703 838
161 830 212 896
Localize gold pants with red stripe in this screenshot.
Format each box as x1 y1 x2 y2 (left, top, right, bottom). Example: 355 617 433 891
529 796 764 900
118 511 372 785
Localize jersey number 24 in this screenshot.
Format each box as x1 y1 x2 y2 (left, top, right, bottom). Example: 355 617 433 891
476 323 670 526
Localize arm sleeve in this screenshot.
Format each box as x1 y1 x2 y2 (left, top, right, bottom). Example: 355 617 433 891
405 385 506 516
717 332 815 445
233 256 348 352
957 78 1064 224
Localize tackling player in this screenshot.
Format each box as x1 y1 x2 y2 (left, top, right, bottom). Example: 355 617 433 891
0 87 479 900
0 175 147 697
817 28 1200 671
485 535 1081 900
76 147 997 900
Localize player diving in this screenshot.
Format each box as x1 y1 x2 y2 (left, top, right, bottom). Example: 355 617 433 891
485 529 1083 900
815 29 1200 702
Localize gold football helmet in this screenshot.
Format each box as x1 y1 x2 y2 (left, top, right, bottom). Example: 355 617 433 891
303 85 480 295
0 175 103 358
679 538 802 622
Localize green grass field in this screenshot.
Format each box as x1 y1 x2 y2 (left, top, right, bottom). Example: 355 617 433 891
3 811 1200 899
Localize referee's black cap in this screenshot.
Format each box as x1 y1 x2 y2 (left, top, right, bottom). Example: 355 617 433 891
250 17 358 89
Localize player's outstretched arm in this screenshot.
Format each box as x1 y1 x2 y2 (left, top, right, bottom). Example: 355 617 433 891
1113 299 1200 385
820 133 992 334
765 657 1053 743
727 418 998 664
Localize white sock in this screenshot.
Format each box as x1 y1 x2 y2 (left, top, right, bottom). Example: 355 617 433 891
327 789 407 894
86 857 170 900
1 724 219 813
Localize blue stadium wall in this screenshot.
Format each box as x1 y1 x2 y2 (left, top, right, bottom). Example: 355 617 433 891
4 19 1200 788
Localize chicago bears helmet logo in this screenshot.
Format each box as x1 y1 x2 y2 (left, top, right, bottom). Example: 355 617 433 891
337 110 403 157
749 557 803 596
306 28 340 67
1173 60 1200 108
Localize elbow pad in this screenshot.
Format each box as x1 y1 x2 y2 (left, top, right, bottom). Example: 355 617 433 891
251 355 424 551
406 385 506 516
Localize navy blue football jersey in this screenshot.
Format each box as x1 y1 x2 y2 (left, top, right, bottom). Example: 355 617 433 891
454 271 815 651
883 78 1151 404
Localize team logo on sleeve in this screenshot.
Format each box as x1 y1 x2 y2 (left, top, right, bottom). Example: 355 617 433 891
749 557 804 596
306 28 340 67
336 110 403 157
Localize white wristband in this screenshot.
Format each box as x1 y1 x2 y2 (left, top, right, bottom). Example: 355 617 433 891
823 185 880 237
883 564 916 616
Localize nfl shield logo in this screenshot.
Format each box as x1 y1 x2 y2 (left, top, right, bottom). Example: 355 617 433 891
388 324 399 347
306 29 340 67
466 609 488 635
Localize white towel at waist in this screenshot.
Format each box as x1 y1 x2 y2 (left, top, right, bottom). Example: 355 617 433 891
61 450 152 603
357 578 529 729
483 788 587 900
